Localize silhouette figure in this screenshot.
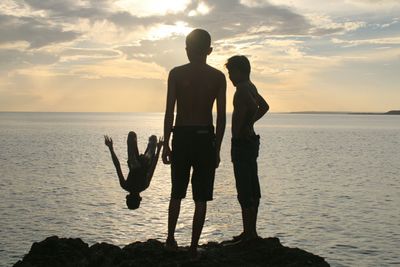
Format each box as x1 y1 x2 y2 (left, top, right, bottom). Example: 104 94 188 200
225 55 269 242
162 29 226 258
104 132 162 209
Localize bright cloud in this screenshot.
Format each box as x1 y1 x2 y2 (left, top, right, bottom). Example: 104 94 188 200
115 0 191 17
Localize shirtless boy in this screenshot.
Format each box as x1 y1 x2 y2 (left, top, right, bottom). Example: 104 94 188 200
225 55 269 242
104 132 162 209
162 29 226 257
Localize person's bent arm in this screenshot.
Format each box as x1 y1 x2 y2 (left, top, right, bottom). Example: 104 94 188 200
254 92 269 122
162 69 177 164
104 135 128 191
215 74 227 168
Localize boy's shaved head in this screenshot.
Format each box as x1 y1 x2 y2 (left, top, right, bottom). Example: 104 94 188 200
186 29 211 53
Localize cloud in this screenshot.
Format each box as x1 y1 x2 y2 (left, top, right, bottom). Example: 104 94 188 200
332 36 400 47
308 14 366 36
70 57 168 80
22 0 110 19
0 48 59 74
117 36 188 70
183 0 313 39
348 0 400 5
0 14 79 48
108 12 161 28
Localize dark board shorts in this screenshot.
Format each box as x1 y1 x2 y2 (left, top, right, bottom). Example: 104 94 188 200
231 135 261 208
171 125 216 201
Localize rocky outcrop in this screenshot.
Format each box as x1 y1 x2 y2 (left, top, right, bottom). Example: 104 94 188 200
14 236 330 267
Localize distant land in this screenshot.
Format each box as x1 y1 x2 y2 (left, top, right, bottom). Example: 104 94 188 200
289 110 400 115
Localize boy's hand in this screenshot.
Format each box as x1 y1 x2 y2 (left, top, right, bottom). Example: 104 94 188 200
162 144 172 164
104 135 113 149
157 136 163 152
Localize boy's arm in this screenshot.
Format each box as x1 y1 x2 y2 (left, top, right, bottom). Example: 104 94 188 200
215 74 227 168
146 138 163 184
162 69 177 164
104 136 127 191
253 92 269 122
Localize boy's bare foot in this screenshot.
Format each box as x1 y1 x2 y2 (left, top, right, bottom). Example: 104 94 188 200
241 233 260 242
223 233 260 246
164 238 178 251
232 232 244 242
149 135 157 144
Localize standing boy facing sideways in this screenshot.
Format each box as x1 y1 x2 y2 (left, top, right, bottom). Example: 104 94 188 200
162 29 226 258
225 55 269 242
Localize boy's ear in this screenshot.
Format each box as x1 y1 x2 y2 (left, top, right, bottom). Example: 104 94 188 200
207 47 213 55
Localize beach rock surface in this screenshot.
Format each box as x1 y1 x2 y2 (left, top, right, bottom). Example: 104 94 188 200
14 235 330 267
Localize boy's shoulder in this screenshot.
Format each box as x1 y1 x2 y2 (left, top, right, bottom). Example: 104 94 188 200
237 81 258 95
236 80 256 89
235 82 258 103
170 63 225 78
206 64 225 76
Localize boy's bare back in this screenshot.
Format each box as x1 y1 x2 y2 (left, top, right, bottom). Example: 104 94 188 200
170 63 225 126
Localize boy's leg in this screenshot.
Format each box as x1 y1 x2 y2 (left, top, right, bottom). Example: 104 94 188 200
166 198 181 249
144 135 157 162
166 127 191 250
241 203 258 240
127 131 140 169
234 161 259 240
190 201 207 258
241 206 253 239
252 199 260 238
189 129 215 256
250 153 261 238
242 138 261 240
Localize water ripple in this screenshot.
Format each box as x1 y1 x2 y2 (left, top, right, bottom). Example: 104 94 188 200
1 113 399 267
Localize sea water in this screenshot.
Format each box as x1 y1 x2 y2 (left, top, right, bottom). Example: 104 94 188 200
0 112 399 267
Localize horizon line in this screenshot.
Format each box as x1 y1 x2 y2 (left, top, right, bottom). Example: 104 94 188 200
0 110 398 114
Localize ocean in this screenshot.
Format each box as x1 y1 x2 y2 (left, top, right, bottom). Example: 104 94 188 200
0 112 399 267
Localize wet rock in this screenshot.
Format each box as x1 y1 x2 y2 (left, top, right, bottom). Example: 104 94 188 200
14 236 330 267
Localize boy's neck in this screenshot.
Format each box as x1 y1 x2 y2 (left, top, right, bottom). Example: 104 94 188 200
189 58 207 64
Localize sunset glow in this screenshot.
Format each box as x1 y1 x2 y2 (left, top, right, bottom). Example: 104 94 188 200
0 0 399 112
148 22 193 40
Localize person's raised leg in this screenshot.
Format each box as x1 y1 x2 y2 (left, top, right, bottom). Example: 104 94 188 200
166 198 181 250
144 135 157 162
127 131 140 169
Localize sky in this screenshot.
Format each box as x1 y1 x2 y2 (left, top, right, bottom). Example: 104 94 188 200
0 0 399 112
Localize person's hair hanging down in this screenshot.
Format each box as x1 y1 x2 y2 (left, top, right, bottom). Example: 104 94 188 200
104 133 163 210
